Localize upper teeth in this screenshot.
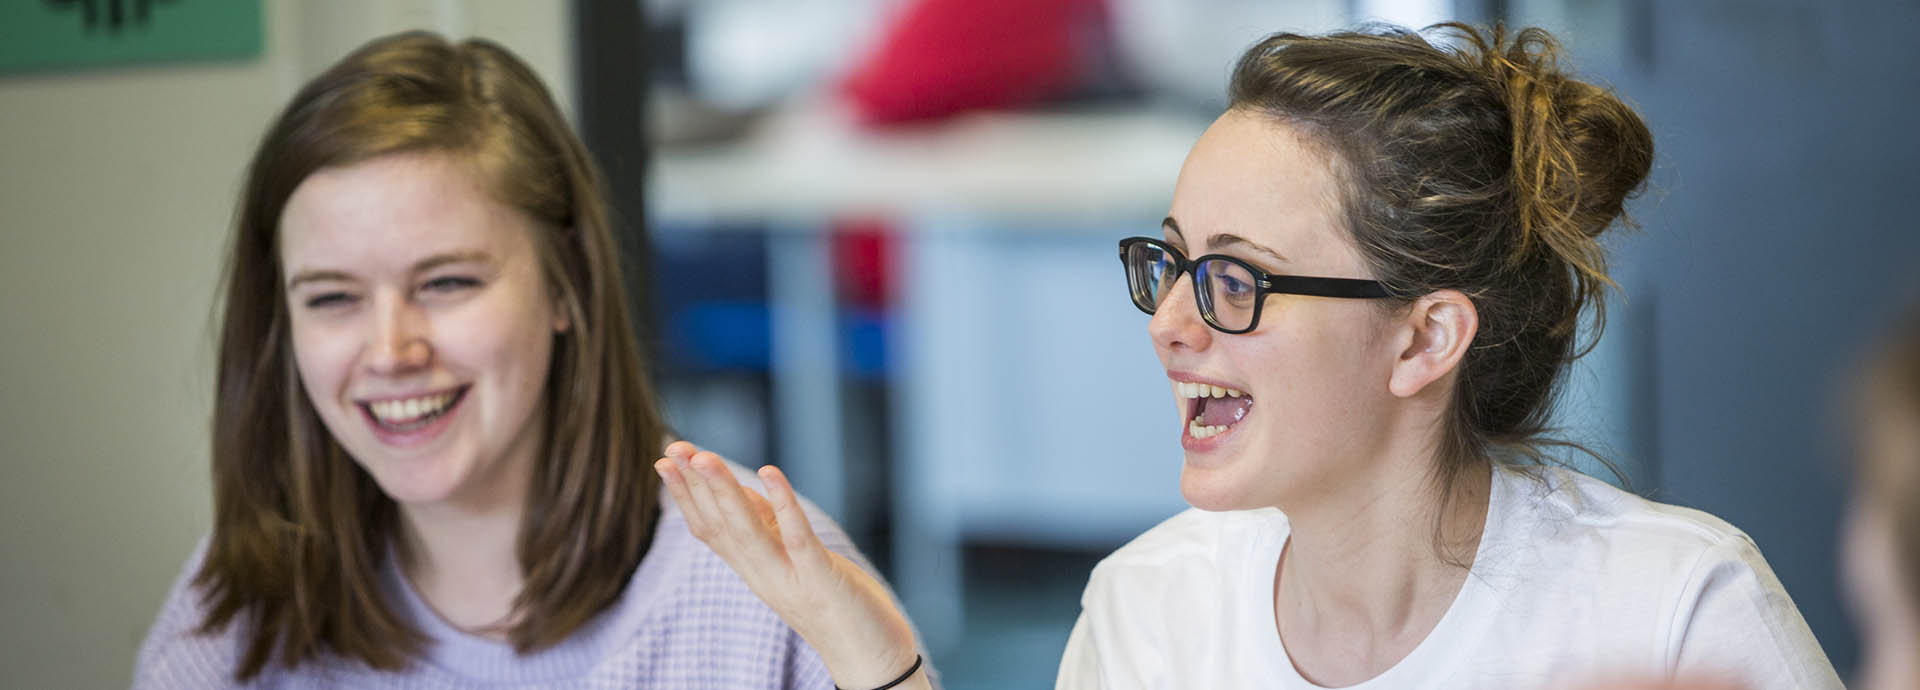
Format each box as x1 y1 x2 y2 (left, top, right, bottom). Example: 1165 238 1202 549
369 393 454 422
1177 381 1245 399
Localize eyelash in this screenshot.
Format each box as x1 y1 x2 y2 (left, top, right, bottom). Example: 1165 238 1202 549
421 275 481 292
300 276 481 310
306 293 355 309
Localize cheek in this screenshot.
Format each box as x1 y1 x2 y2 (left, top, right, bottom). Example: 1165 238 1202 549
504 323 556 389
445 297 556 394
1250 313 1390 414
288 319 355 400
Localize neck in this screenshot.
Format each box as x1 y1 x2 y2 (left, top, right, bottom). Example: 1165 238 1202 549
396 466 533 639
1271 436 1492 684
1278 458 1489 620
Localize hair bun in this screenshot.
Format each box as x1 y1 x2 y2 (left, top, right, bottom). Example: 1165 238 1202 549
1466 25 1653 254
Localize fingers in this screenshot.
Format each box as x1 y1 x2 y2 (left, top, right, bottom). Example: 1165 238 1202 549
759 465 832 573
655 457 694 515
655 444 837 591
654 456 715 542
655 444 792 566
689 450 786 560
653 443 696 520
657 442 725 542
664 440 698 459
659 446 920 684
671 452 727 535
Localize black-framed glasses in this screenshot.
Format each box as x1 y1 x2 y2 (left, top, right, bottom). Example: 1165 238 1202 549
1119 236 1391 334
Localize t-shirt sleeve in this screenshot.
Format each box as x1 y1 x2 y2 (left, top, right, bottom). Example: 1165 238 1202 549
132 538 248 690
1055 612 1102 690
1666 534 1844 690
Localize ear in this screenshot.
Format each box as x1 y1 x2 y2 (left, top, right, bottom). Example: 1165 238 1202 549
1388 290 1478 399
551 289 573 334
549 230 577 335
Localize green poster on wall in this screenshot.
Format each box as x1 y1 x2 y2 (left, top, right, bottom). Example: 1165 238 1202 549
0 0 263 73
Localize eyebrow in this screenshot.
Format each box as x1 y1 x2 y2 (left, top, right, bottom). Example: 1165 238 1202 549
413 250 493 274
1210 234 1289 266
286 250 495 289
285 269 352 289
1161 216 1186 241
1161 216 1290 265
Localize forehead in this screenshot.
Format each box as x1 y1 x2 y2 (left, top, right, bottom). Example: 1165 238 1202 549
1167 110 1355 267
278 152 530 271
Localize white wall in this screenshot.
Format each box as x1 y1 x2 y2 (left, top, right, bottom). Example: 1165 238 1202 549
0 2 572 686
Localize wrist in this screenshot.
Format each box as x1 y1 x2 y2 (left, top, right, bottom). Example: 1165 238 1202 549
832 654 923 690
822 645 921 690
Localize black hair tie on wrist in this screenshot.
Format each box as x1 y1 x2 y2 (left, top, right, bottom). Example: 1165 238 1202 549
835 654 923 690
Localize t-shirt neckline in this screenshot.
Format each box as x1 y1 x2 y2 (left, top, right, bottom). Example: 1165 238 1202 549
1252 466 1514 689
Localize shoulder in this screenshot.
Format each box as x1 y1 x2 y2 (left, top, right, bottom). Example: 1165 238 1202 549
1490 466 1840 687
1064 508 1282 687
1500 465 1757 574
1080 506 1281 618
1489 465 1773 604
132 537 251 690
1092 506 1275 572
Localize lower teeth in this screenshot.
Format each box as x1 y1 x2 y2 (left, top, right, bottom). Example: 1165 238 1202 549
381 408 444 431
1188 420 1229 439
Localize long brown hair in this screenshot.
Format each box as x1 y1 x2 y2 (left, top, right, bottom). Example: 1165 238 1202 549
194 31 667 680
1227 23 1654 554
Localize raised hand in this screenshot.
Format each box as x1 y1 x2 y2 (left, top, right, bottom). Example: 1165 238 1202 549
655 442 930 690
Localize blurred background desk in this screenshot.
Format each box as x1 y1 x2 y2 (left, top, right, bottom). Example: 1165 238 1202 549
651 106 1206 662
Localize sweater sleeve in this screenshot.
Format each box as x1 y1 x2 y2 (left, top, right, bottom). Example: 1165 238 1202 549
131 538 248 690
1666 534 1844 690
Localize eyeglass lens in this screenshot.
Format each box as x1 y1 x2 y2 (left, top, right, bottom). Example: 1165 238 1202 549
1125 242 1259 332
1126 242 1177 313
1196 258 1257 331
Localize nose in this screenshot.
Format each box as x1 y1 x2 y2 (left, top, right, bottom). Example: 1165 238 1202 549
364 291 431 375
1148 272 1212 355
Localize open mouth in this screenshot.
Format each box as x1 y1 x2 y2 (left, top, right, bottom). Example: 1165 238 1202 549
359 386 470 433
1180 380 1253 440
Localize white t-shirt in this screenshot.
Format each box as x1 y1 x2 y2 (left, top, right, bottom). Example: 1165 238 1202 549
1057 465 1843 690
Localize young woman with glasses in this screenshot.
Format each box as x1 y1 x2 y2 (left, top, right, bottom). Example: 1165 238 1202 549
131 32 923 689
658 24 1841 689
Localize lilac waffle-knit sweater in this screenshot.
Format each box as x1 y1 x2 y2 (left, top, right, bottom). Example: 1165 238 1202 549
132 468 930 689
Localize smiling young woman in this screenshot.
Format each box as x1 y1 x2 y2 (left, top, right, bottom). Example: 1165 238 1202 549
1059 24 1839 689
660 22 1842 690
131 32 917 689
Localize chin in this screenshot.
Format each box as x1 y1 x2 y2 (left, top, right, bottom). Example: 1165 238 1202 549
374 479 461 507
1180 459 1263 512
352 452 468 507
